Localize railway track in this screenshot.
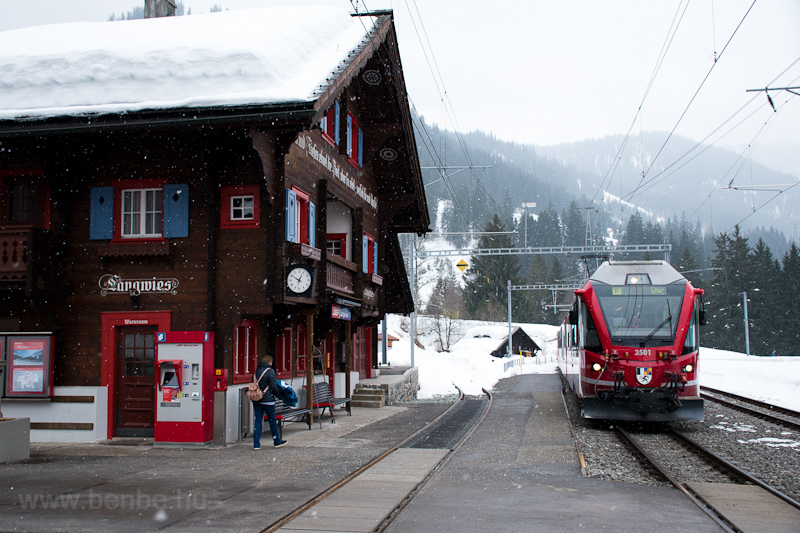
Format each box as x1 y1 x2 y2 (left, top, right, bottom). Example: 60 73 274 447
617 424 800 532
701 386 800 432
261 387 493 533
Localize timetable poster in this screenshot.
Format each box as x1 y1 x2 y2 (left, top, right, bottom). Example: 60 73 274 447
4 335 54 398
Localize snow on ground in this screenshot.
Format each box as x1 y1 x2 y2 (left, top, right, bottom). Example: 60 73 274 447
381 314 800 411
700 348 800 411
382 314 559 397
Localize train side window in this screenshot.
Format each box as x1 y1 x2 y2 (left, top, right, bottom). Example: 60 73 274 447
580 300 603 353
682 306 699 354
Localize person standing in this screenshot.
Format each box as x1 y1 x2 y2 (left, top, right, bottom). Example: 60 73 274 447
251 355 287 450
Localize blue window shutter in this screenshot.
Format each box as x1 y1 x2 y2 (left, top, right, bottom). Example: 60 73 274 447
358 127 363 168
346 115 353 158
373 241 378 273
163 184 189 238
285 188 297 243
362 236 369 273
334 101 340 145
90 186 114 240
308 201 316 248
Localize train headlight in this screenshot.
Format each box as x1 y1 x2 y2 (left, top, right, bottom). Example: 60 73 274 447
681 364 693 373
592 363 602 372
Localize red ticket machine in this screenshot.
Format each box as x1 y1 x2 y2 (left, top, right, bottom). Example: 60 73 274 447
154 331 214 444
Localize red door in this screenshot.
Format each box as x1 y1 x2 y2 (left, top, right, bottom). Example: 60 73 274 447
114 326 157 437
354 326 373 380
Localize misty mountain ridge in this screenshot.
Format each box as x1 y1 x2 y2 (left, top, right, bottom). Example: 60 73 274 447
455 129 799 240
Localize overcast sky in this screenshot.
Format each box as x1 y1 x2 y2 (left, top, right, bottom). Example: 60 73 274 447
1 0 798 150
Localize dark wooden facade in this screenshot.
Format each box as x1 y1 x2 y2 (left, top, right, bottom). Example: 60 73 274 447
0 10 428 440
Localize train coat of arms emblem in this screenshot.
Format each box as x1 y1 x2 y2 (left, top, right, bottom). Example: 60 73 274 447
636 367 653 385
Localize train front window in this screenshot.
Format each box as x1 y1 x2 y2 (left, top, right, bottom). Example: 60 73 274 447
594 282 686 346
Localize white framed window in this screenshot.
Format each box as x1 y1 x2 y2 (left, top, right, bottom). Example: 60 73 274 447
230 195 255 221
122 188 162 238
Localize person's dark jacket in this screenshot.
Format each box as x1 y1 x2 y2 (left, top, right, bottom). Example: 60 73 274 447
253 361 280 404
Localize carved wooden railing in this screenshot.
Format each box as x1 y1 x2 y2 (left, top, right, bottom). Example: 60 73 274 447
326 253 356 294
0 228 67 294
0 230 29 280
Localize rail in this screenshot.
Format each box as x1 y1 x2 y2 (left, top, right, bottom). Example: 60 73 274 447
701 386 800 432
262 386 494 533
616 426 736 533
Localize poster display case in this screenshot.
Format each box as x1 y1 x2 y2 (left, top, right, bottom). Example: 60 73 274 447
0 336 5 398
2 334 55 398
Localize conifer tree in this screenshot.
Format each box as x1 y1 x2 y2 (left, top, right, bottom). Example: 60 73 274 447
526 254 551 324
778 243 800 354
747 239 780 354
463 214 530 322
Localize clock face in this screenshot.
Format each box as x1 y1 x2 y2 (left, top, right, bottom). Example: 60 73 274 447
287 267 312 294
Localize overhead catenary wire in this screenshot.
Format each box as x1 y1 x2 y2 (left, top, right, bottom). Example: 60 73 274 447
621 0 759 209
681 64 800 225
399 0 500 220
590 0 693 207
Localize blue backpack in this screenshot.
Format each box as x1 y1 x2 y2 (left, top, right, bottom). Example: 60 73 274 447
276 380 298 407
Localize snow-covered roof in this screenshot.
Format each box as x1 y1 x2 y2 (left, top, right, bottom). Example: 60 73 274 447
0 7 379 121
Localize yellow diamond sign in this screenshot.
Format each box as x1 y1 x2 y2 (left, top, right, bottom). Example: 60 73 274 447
456 260 468 272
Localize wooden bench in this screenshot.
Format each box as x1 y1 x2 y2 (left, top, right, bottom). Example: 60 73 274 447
311 381 351 423
271 399 313 437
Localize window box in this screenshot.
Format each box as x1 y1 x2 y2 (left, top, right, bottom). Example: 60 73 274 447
365 272 383 286
97 242 170 258
286 242 322 262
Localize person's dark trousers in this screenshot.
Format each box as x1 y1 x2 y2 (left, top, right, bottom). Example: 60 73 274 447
253 402 280 448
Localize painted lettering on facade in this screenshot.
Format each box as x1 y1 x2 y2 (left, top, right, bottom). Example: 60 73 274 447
99 274 179 296
296 134 378 211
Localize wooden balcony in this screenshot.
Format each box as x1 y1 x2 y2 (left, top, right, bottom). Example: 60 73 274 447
326 252 356 295
0 228 67 293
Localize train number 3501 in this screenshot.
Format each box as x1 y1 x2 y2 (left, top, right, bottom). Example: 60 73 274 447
634 348 652 356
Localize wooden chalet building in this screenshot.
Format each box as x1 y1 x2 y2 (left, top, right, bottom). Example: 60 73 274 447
0 7 428 442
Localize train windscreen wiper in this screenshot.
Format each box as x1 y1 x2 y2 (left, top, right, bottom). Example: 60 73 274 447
640 300 672 347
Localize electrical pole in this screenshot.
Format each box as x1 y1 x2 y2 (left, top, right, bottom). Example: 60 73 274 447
507 280 512 357
740 291 750 356
409 234 415 367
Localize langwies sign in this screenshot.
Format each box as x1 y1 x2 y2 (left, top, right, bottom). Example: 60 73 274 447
99 274 179 296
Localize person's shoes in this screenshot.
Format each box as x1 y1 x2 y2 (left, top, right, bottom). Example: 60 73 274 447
253 446 261 450
274 440 287 448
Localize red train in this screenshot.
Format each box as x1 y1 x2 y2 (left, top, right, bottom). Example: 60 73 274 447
559 260 705 421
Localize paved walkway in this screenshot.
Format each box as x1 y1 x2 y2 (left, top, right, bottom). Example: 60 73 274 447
0 403 450 533
0 374 739 532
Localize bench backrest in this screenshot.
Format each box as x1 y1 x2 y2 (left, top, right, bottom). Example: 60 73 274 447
312 382 334 402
